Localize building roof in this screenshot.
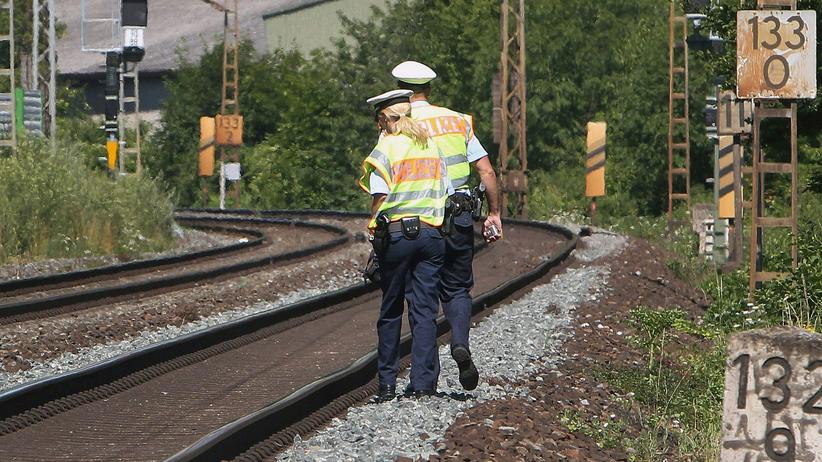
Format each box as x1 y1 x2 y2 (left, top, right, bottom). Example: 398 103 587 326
55 0 331 77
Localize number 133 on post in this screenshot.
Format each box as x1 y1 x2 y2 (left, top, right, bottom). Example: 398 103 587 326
737 10 816 99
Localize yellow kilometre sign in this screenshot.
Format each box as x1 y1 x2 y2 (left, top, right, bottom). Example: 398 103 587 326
718 135 736 219
215 114 244 146
586 122 606 197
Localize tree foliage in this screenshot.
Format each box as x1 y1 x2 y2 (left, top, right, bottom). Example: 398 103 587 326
148 0 818 216
703 0 822 193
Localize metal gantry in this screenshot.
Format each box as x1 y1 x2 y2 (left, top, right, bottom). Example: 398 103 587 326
0 0 15 150
118 61 142 174
747 0 801 295
31 0 58 144
498 0 528 218
199 0 242 209
744 0 802 295
667 0 691 221
220 0 241 209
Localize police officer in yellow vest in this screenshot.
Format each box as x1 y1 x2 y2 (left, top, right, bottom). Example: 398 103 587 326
359 89 450 402
392 61 503 392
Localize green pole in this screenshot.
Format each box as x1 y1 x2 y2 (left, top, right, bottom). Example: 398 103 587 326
14 87 23 138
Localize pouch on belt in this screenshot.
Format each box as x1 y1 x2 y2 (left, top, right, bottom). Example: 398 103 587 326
400 216 421 239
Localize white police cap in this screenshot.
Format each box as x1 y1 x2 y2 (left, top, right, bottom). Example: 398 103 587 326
366 89 413 113
391 61 437 85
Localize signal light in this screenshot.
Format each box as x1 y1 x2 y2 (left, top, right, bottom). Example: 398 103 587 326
104 52 120 137
122 0 148 27
122 0 147 62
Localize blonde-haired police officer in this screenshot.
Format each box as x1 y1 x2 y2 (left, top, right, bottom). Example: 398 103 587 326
392 60 503 392
359 89 450 402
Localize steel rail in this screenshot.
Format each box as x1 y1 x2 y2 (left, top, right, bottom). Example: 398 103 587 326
0 217 351 322
167 220 579 462
0 219 265 295
0 211 574 461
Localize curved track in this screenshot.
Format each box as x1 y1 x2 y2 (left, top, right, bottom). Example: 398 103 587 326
0 211 575 462
0 215 351 325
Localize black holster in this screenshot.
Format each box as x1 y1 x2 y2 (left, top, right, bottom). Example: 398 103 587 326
363 249 381 284
370 212 390 256
442 199 456 236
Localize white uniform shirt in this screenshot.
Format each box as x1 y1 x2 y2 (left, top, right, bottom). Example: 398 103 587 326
410 100 490 163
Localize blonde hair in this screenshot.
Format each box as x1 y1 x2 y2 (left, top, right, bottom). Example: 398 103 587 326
381 102 429 148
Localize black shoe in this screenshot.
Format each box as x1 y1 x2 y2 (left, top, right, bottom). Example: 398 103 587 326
411 389 435 398
401 384 435 399
373 384 396 403
452 345 479 391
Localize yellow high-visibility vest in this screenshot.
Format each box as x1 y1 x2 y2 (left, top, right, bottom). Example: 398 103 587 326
359 134 448 229
411 104 472 190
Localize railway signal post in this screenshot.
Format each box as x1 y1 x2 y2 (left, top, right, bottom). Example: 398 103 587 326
717 90 752 264
80 0 147 176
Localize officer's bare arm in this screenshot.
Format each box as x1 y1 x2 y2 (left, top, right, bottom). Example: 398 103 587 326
473 157 500 215
472 156 503 241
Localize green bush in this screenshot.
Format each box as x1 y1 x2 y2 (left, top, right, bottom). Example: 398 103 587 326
0 139 174 263
757 227 822 330
701 217 822 332
241 137 369 211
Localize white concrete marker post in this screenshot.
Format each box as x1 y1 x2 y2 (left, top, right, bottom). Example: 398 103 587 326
721 328 822 461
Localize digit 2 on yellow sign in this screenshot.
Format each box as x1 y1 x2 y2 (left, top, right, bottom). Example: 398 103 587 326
215 114 244 146
736 10 817 99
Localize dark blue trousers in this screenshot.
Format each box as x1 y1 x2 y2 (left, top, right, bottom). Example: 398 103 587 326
440 210 475 351
377 228 444 391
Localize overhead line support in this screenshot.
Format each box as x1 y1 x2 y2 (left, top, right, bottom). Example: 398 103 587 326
497 0 528 218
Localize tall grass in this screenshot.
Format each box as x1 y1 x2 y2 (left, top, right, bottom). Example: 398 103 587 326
0 139 174 263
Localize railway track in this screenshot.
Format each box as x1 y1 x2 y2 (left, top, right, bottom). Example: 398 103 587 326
0 211 576 462
0 215 352 325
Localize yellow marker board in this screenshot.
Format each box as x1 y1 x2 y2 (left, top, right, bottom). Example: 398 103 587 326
215 114 244 146
586 122 606 197
718 135 735 219
106 139 118 171
199 117 216 177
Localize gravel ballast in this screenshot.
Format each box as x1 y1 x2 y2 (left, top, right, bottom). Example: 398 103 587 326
278 231 626 461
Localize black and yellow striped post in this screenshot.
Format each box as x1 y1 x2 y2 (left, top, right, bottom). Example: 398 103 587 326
199 116 216 207
717 135 735 219
586 122 606 223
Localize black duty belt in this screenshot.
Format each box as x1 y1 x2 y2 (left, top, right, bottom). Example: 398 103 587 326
387 221 439 233
450 193 474 212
